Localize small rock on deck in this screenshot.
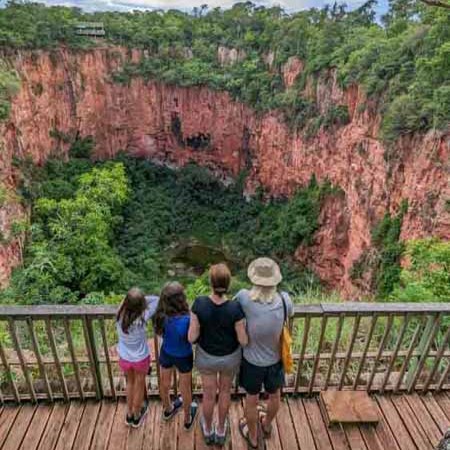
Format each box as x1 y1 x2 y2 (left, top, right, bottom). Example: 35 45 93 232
1 393 450 450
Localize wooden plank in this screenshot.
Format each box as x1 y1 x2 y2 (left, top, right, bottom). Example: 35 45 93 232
0 406 21 447
136 400 157 450
407 314 441 393
394 318 424 393
372 400 400 450
353 315 378 391
229 399 246 450
0 337 20 402
27 318 53 402
90 401 117 450
151 402 163 450
344 424 367 450
308 316 328 393
54 402 85 450
375 395 416 450
72 401 102 450
159 399 178 450
390 395 433 450
325 314 345 389
37 403 68 450
276 399 299 450
423 326 450 392
7 318 37 402
176 402 194 450
1 405 36 450
45 318 69 401
303 398 333 450
83 317 103 399
359 424 383 450
288 398 316 450
435 393 450 419
107 401 129 450
339 315 361 390
64 319 84 400
366 316 393 392
99 318 116 399
380 314 410 393
419 394 450 436
18 405 52 450
320 391 378 424
295 316 311 391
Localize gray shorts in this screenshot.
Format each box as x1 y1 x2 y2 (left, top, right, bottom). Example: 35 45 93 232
195 345 242 376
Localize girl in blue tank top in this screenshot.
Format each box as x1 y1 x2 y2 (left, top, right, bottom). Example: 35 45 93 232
153 282 198 430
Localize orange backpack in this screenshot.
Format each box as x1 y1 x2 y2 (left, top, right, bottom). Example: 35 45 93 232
280 293 294 374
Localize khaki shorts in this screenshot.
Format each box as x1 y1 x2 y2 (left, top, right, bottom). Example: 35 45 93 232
194 345 241 376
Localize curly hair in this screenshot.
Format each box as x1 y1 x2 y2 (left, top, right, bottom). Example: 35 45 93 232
153 282 189 336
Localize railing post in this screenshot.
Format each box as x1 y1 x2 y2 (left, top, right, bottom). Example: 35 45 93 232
83 316 104 399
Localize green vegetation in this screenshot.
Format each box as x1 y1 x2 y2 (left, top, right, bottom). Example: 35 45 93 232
0 1 448 140
0 61 20 121
390 238 450 301
3 153 336 304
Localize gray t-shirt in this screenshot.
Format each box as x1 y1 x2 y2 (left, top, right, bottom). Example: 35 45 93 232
236 289 293 367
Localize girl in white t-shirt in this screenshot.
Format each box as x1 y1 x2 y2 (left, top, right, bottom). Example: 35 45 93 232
116 287 158 427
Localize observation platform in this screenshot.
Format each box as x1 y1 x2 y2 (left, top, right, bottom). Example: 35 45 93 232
1 302 449 449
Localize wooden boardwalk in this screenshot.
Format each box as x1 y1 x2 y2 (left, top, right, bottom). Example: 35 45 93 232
1 393 450 450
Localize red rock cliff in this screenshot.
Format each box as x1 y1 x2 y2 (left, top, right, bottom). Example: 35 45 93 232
1 47 448 296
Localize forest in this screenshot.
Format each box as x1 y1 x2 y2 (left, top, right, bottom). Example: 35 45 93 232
0 0 449 141
0 0 448 305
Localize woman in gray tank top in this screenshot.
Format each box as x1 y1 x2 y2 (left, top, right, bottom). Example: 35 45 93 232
235 258 293 449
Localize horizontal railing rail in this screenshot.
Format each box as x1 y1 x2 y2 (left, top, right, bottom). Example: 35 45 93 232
0 303 449 403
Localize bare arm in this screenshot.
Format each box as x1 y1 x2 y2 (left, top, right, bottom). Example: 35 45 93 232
235 319 248 347
188 312 200 344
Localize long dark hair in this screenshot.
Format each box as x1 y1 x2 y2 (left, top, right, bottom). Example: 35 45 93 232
153 282 189 336
116 287 146 334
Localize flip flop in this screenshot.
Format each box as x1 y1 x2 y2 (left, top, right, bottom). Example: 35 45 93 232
258 411 272 439
239 417 264 450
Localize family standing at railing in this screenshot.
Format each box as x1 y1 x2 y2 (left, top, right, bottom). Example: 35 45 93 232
116 257 294 450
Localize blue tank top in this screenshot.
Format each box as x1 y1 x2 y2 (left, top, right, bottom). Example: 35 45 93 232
161 315 192 358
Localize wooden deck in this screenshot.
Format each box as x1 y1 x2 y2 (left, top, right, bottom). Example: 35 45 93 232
1 393 449 450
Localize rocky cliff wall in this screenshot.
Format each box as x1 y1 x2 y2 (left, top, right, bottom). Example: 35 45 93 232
1 47 448 296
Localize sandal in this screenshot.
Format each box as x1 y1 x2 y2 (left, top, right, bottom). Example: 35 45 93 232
258 411 272 439
239 417 263 450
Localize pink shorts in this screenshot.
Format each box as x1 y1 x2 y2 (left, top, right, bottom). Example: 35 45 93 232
119 355 151 374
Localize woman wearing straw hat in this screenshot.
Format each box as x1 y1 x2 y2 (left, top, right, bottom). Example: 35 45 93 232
235 257 293 449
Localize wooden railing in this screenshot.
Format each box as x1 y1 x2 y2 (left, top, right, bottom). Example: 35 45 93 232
0 303 449 403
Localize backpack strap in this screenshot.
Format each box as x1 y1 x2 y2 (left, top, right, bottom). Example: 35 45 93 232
279 291 287 325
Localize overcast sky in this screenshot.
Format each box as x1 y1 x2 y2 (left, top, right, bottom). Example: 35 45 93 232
1 0 389 14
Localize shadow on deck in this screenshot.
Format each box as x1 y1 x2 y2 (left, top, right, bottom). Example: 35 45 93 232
1 393 450 450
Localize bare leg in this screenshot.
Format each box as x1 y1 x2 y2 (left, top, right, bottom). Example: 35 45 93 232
133 371 146 417
201 373 218 433
126 370 135 416
179 371 193 423
217 373 233 435
263 390 281 429
160 367 173 413
245 393 259 446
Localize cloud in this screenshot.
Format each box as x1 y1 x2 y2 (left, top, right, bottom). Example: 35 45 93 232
2 0 387 13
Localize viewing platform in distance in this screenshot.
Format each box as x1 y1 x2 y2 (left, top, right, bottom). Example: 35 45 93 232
74 22 105 37
0 302 449 449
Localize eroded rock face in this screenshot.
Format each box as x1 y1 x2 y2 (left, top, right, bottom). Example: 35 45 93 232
1 47 448 295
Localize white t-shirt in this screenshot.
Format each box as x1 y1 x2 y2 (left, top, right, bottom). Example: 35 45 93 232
116 295 159 362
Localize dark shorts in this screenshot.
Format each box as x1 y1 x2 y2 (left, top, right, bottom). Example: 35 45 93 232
159 348 193 374
239 358 284 395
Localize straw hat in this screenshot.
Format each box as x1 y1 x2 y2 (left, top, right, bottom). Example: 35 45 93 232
247 257 282 287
